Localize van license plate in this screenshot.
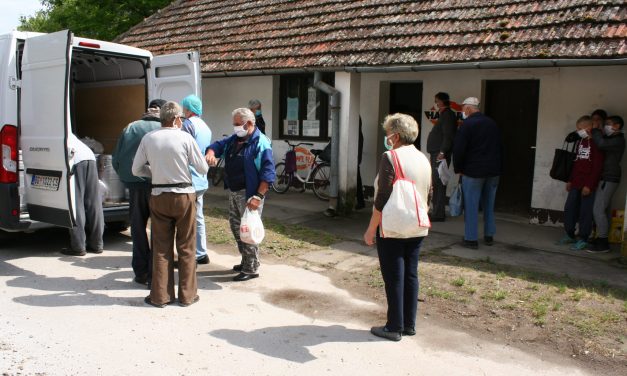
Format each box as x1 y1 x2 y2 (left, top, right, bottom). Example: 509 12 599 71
31 175 60 191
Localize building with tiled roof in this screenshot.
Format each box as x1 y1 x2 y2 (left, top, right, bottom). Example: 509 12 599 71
118 0 627 221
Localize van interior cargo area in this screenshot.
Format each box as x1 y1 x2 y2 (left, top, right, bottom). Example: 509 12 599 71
70 49 148 207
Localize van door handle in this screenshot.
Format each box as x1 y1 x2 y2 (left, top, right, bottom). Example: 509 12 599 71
530 146 536 149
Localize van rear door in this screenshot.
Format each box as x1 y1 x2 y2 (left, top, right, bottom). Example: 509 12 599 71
20 30 75 228
149 51 201 102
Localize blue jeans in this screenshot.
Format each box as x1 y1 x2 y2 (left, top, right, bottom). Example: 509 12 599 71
195 189 208 259
376 232 423 332
461 176 499 241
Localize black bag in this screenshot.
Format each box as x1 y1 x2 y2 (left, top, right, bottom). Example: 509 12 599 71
549 141 577 182
319 141 331 163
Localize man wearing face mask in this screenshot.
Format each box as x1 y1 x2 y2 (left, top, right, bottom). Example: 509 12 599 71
205 108 275 281
452 97 503 250
132 101 208 308
426 92 457 222
248 99 266 134
588 115 625 253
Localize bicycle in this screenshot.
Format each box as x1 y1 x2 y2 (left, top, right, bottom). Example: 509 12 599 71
271 140 331 201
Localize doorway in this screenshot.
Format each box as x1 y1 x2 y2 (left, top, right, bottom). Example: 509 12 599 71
389 82 423 150
484 80 539 216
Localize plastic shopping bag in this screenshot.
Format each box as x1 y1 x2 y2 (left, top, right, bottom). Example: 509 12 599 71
437 159 453 186
240 208 265 245
448 183 463 217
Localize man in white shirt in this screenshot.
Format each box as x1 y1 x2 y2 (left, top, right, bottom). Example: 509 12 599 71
132 101 208 308
61 133 104 256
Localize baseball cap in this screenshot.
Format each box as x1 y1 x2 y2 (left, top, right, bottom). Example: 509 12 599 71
462 97 480 106
148 99 167 109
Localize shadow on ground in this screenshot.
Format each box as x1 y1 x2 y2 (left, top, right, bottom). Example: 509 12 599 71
210 324 377 363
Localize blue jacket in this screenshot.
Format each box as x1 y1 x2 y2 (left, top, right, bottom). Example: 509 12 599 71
453 112 503 178
182 116 212 191
209 128 275 199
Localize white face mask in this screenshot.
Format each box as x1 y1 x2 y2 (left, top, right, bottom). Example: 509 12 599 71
603 125 616 136
234 122 248 137
577 129 588 138
461 111 468 120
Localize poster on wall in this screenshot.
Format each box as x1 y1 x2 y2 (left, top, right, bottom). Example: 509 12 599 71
287 97 299 120
303 120 320 137
284 120 299 136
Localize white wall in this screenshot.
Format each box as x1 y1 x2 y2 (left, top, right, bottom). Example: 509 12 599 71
201 75 274 142
359 66 627 215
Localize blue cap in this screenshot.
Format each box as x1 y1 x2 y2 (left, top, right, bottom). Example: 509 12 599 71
181 94 202 116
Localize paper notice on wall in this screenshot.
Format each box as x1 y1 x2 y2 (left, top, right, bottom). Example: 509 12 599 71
287 97 299 120
303 120 320 137
284 120 299 136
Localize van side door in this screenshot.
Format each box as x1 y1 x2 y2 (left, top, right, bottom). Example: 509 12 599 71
20 30 76 228
149 51 201 102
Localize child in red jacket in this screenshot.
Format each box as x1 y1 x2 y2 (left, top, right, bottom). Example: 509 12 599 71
557 116 604 250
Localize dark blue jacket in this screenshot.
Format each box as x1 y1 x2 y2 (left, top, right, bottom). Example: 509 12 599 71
453 112 503 178
209 128 275 199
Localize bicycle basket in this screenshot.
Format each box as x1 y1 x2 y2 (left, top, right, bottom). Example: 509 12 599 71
285 150 297 173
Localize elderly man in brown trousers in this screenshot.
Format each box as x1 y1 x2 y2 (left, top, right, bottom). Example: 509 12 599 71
132 101 208 308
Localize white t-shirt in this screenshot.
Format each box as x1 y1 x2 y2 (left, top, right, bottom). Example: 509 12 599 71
68 133 96 165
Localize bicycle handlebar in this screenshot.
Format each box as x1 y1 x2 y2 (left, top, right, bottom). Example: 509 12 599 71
283 139 314 148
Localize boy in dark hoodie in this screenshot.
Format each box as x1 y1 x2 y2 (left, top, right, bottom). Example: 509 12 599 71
556 116 604 251
588 115 625 253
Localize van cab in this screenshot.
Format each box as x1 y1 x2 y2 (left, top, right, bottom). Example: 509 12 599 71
0 30 200 234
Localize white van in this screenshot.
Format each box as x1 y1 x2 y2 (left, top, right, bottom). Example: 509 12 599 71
0 30 200 235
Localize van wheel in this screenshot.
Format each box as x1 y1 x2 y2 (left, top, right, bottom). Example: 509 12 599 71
106 221 130 232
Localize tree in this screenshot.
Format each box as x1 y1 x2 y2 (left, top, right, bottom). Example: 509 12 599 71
18 0 172 41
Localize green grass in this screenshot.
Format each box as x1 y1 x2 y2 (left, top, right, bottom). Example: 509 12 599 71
496 271 506 280
451 277 466 287
571 289 586 302
426 287 454 300
483 290 507 301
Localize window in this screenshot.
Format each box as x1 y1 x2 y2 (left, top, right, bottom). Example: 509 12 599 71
279 73 333 140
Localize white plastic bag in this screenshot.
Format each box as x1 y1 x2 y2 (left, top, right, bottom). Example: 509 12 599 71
240 208 265 245
437 159 453 186
381 150 430 237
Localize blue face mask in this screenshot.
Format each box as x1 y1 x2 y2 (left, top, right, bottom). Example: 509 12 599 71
255 110 262 117
383 135 394 151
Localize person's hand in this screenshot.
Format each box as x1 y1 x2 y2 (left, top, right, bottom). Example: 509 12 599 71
582 186 591 196
247 197 261 211
205 152 217 166
436 152 445 161
566 182 571 192
363 227 376 246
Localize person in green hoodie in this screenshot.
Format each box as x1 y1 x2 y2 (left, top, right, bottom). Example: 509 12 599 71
112 99 165 286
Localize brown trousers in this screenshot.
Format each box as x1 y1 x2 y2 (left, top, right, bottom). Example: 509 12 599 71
149 192 197 305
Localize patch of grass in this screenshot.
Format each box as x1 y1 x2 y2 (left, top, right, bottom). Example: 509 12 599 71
599 311 621 324
528 284 540 291
426 287 454 300
465 286 477 295
552 302 562 311
623 301 627 313
451 277 466 287
367 268 384 289
501 303 517 310
596 280 610 289
496 271 506 280
483 290 507 301
571 289 586 302
555 284 567 294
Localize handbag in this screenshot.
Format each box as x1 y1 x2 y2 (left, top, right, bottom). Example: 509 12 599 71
448 182 463 217
549 141 577 182
381 150 430 237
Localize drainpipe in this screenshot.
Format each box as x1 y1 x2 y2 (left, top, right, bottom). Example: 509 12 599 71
313 72 340 215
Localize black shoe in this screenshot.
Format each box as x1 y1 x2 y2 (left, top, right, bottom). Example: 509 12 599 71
462 240 479 249
233 264 242 272
403 328 416 336
370 326 401 341
196 254 210 264
484 236 494 246
179 295 200 307
61 248 86 256
144 296 173 308
233 272 259 282
87 248 103 254
586 238 610 254
134 274 149 285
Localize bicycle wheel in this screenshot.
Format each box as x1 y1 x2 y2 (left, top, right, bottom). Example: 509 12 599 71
311 162 331 201
271 162 292 193
210 158 224 186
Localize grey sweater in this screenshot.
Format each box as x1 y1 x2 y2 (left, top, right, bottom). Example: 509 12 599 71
591 128 625 183
427 108 457 156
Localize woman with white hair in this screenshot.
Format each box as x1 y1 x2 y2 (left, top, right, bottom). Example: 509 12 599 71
363 113 431 341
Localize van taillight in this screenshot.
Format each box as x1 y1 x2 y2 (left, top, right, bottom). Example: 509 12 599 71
0 125 18 183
